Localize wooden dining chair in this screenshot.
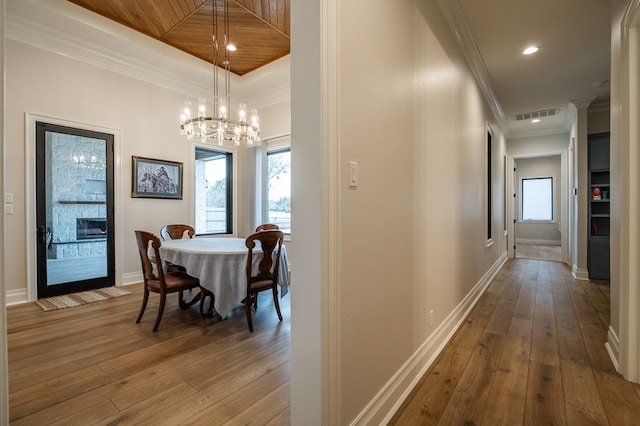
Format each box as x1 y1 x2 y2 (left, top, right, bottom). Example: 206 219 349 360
134 230 212 331
160 224 195 240
244 229 284 332
255 223 280 232
160 224 195 273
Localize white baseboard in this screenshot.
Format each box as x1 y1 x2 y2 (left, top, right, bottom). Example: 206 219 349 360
606 326 620 372
121 272 143 286
352 252 508 425
516 238 561 246
572 264 590 281
5 289 28 306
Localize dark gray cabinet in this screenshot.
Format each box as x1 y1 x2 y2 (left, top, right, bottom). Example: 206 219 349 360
588 133 610 280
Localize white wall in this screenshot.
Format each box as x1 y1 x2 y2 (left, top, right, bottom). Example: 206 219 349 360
588 104 611 134
508 132 570 157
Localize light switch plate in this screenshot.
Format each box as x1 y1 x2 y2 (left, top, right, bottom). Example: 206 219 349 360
349 161 358 188
4 204 13 215
4 193 13 203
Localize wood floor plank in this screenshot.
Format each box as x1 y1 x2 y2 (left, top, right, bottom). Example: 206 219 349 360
48 400 121 426
561 363 607 416
223 382 291 425
593 369 640 424
143 361 290 425
103 382 200 425
437 331 505 424
564 405 609 425
480 317 532 425
10 380 121 426
389 321 485 424
524 362 566 425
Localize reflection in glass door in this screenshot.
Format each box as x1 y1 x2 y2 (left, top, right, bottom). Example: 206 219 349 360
36 122 115 298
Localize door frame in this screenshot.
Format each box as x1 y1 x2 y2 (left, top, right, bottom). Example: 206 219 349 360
506 149 569 264
25 113 123 301
35 121 115 297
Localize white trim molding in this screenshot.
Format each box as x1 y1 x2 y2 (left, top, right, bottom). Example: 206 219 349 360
516 238 562 246
436 0 505 129
352 252 508 425
606 326 620 372
572 264 590 281
24 113 123 302
5 289 28 306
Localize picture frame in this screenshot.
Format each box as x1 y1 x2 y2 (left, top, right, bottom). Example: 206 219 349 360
131 156 183 199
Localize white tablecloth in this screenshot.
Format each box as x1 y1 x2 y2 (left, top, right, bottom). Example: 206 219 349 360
159 237 289 319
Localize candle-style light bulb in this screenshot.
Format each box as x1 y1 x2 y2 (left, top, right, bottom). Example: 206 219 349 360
238 103 247 124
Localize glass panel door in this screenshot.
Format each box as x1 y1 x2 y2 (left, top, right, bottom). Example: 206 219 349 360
36 122 115 298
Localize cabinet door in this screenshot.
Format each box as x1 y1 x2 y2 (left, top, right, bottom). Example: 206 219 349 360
588 238 610 280
588 133 610 170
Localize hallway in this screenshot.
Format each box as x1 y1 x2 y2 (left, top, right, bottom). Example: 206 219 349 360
391 258 640 425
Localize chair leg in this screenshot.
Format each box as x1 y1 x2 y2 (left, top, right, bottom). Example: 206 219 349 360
199 288 205 317
136 286 150 324
245 294 254 332
179 289 201 309
199 288 215 317
272 286 283 321
153 293 167 332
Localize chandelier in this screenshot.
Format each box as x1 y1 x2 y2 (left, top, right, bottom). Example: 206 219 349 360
179 0 260 146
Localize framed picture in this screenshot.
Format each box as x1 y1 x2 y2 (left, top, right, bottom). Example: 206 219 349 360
131 156 183 199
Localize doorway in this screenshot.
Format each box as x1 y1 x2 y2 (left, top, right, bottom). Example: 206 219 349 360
35 121 115 298
512 155 564 262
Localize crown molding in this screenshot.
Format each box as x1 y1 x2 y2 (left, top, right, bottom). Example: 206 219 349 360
588 100 611 114
6 13 214 96
436 0 507 133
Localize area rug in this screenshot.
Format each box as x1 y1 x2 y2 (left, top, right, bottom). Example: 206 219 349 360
35 287 131 311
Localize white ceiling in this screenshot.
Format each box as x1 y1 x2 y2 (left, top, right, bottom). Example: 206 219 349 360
446 0 612 138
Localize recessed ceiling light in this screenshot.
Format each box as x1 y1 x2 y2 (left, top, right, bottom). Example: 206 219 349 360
227 44 237 52
531 118 541 123
523 46 539 55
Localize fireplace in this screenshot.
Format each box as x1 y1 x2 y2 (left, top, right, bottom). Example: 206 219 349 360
76 218 107 240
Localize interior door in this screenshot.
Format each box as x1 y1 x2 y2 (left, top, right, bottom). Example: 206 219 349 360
36 121 115 298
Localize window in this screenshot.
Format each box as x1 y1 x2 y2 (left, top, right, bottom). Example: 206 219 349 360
521 177 553 221
486 126 493 243
267 148 291 234
194 147 233 234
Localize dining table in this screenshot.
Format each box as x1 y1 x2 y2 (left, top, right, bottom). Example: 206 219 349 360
158 237 289 320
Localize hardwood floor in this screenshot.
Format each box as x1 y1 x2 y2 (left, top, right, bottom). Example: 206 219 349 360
8 283 290 425
391 258 640 425
9 259 640 425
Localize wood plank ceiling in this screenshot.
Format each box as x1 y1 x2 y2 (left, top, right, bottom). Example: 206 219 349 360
67 0 290 76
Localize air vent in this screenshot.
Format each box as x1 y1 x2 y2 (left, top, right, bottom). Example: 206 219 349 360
513 109 558 121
